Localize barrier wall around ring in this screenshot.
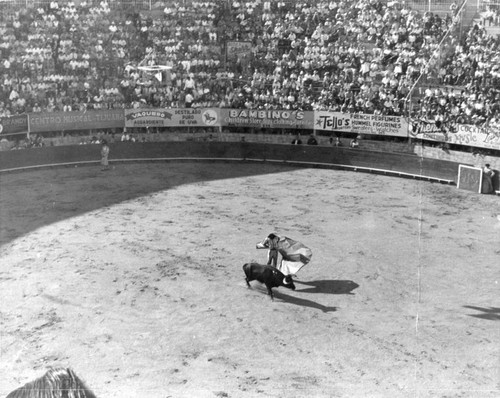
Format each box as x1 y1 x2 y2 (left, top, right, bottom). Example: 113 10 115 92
0 142 461 182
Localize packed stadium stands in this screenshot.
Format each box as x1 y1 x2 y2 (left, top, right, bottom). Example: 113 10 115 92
0 0 497 126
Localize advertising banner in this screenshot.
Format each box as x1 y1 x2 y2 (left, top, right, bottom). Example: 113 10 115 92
29 109 124 133
0 114 29 135
352 113 408 137
409 119 500 150
124 108 221 128
409 118 447 142
448 124 500 150
314 111 352 132
221 109 315 129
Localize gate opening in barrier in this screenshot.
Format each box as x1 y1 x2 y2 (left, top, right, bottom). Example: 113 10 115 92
457 165 482 193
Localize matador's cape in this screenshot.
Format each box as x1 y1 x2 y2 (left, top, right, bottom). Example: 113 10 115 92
256 235 312 275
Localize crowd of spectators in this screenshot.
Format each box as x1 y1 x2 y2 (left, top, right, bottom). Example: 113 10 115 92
417 22 500 127
3 133 44 149
0 0 499 127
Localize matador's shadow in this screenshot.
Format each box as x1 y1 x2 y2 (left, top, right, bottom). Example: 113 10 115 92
464 305 500 321
294 279 359 295
273 290 338 313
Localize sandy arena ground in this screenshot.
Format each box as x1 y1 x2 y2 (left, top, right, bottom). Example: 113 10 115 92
0 162 499 398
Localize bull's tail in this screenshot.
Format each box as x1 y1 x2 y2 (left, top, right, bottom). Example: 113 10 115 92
243 263 251 287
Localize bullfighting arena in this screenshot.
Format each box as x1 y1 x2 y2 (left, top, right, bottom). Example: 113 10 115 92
1 161 499 398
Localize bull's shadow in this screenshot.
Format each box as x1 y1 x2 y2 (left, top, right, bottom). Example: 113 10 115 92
294 279 359 295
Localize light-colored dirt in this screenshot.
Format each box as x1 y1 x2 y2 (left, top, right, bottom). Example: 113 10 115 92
1 162 499 398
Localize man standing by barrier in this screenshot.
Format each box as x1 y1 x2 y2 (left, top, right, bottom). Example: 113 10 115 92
101 139 110 171
482 164 496 194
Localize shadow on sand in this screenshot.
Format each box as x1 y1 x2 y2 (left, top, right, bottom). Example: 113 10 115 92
294 279 359 295
464 306 500 321
274 290 337 313
0 162 297 246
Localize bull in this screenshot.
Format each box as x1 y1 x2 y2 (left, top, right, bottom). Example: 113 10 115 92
243 262 296 301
